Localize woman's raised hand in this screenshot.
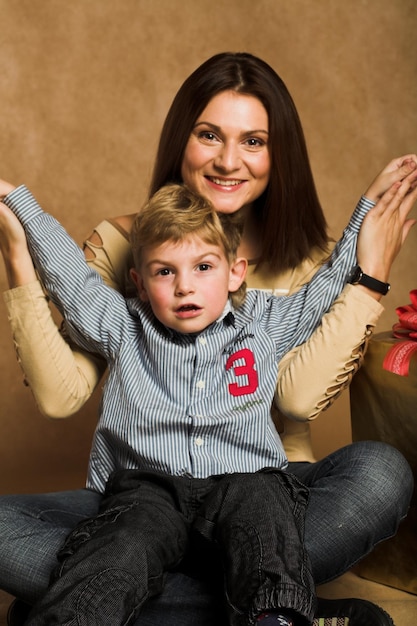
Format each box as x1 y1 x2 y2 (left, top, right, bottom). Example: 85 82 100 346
0 180 37 288
356 167 417 294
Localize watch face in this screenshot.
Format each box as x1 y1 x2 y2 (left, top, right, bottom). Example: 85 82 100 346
350 266 362 283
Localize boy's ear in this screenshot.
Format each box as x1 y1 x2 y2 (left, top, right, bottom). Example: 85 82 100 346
130 268 149 302
228 257 248 292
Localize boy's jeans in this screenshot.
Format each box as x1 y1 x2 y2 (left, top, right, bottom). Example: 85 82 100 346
25 468 315 626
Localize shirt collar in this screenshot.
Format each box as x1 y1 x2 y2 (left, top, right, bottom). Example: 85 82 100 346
216 299 236 327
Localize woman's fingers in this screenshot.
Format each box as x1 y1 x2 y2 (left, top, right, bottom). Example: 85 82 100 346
401 218 417 245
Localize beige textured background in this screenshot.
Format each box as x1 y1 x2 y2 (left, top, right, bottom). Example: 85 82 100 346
0 0 416 493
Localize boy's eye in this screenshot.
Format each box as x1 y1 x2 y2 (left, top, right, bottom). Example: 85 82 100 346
198 264 211 272
157 268 172 276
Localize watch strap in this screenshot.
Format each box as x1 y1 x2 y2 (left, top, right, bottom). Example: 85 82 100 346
349 266 390 295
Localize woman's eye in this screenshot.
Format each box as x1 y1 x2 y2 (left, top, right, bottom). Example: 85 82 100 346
245 137 265 148
198 131 218 142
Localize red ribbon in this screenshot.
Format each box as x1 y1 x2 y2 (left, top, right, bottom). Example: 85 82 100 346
383 289 417 376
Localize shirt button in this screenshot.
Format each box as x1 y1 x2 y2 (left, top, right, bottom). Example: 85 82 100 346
198 337 207 346
195 437 204 447
196 380 205 389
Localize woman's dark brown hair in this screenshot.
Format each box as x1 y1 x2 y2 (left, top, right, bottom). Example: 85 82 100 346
150 52 328 273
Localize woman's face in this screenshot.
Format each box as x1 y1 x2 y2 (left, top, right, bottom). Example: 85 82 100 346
181 91 270 214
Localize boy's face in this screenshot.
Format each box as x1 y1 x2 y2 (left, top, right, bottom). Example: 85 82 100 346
130 235 246 334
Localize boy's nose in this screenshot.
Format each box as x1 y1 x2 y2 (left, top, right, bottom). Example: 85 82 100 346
175 275 194 296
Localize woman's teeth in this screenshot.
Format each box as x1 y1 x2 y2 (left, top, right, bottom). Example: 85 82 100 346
209 177 241 186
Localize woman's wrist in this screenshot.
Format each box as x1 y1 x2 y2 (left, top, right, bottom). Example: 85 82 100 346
2 245 37 288
350 282 384 302
0 181 17 200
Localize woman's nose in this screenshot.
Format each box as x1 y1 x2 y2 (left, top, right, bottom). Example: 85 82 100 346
214 142 241 172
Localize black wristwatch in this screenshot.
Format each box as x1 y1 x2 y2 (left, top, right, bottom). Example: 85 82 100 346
348 265 390 295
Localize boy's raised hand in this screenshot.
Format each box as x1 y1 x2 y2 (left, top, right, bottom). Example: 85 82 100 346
0 178 16 200
364 154 417 202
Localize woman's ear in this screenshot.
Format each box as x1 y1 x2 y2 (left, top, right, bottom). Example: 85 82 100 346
228 257 248 292
130 268 149 302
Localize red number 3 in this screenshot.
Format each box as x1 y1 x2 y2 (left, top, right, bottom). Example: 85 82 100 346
226 348 259 397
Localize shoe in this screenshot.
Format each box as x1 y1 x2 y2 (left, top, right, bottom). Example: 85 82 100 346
7 599 32 626
314 597 394 626
257 613 295 625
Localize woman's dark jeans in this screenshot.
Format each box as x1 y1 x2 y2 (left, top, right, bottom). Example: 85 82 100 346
0 441 413 626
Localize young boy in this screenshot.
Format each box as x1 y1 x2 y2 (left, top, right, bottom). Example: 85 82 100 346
3 182 376 626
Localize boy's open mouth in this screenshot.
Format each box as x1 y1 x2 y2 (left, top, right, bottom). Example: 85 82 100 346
177 304 201 312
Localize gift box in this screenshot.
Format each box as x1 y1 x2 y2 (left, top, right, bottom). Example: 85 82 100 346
350 293 417 594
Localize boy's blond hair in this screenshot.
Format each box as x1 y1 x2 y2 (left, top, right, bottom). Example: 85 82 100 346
131 184 246 307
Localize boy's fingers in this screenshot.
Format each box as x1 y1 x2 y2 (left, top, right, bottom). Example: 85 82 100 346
399 161 417 178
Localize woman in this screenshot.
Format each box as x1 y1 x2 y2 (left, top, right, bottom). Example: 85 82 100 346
0 53 415 626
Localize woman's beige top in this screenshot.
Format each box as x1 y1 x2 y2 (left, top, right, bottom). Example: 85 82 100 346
3 218 383 462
